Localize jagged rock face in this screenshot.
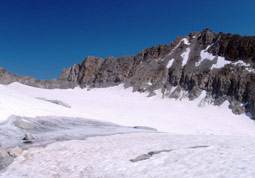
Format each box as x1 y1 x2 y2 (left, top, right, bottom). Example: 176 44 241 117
61 56 104 87
1 29 255 118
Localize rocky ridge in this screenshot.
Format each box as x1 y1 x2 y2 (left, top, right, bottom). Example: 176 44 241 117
1 29 255 118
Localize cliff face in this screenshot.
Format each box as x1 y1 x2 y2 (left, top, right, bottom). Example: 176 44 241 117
1 29 255 118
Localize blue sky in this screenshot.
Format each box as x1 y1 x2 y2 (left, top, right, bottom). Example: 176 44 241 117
0 0 254 79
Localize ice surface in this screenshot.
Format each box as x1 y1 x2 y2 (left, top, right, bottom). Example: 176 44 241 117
0 116 154 149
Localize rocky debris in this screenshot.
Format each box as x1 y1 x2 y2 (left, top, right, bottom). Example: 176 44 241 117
130 149 173 162
130 145 209 162
1 29 255 118
36 97 71 108
22 133 35 144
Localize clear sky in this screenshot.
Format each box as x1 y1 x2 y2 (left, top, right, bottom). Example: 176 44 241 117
0 0 254 79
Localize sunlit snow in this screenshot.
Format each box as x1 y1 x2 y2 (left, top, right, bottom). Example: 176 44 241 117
5 82 255 136
2 133 255 178
1 82 255 178
166 58 174 68
195 45 215 66
211 56 231 69
181 48 191 66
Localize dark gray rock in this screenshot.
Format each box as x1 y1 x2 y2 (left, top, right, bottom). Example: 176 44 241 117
133 126 157 131
23 133 35 144
60 56 104 88
36 98 71 108
130 149 173 162
130 154 151 162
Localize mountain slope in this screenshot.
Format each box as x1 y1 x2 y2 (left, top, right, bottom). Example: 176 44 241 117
1 29 255 177
1 29 255 118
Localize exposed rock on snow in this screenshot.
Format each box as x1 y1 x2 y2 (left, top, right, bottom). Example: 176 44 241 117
130 149 172 162
36 98 71 108
22 133 35 144
131 145 210 162
133 126 157 131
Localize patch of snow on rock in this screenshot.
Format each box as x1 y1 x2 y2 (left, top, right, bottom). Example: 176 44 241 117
232 60 255 73
195 45 215 67
181 48 191 66
232 60 251 67
211 56 231 69
182 38 190 45
166 58 174 68
168 38 190 56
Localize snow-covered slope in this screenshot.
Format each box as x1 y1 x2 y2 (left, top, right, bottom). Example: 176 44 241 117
2 82 255 177
2 133 255 178
0 84 88 122
5 82 255 136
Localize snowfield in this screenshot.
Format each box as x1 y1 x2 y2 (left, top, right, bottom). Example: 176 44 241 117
2 133 255 178
5 82 255 136
0 84 88 122
1 82 255 177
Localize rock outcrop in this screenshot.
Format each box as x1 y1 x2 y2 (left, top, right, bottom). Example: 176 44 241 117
1 29 255 118
0 67 75 89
